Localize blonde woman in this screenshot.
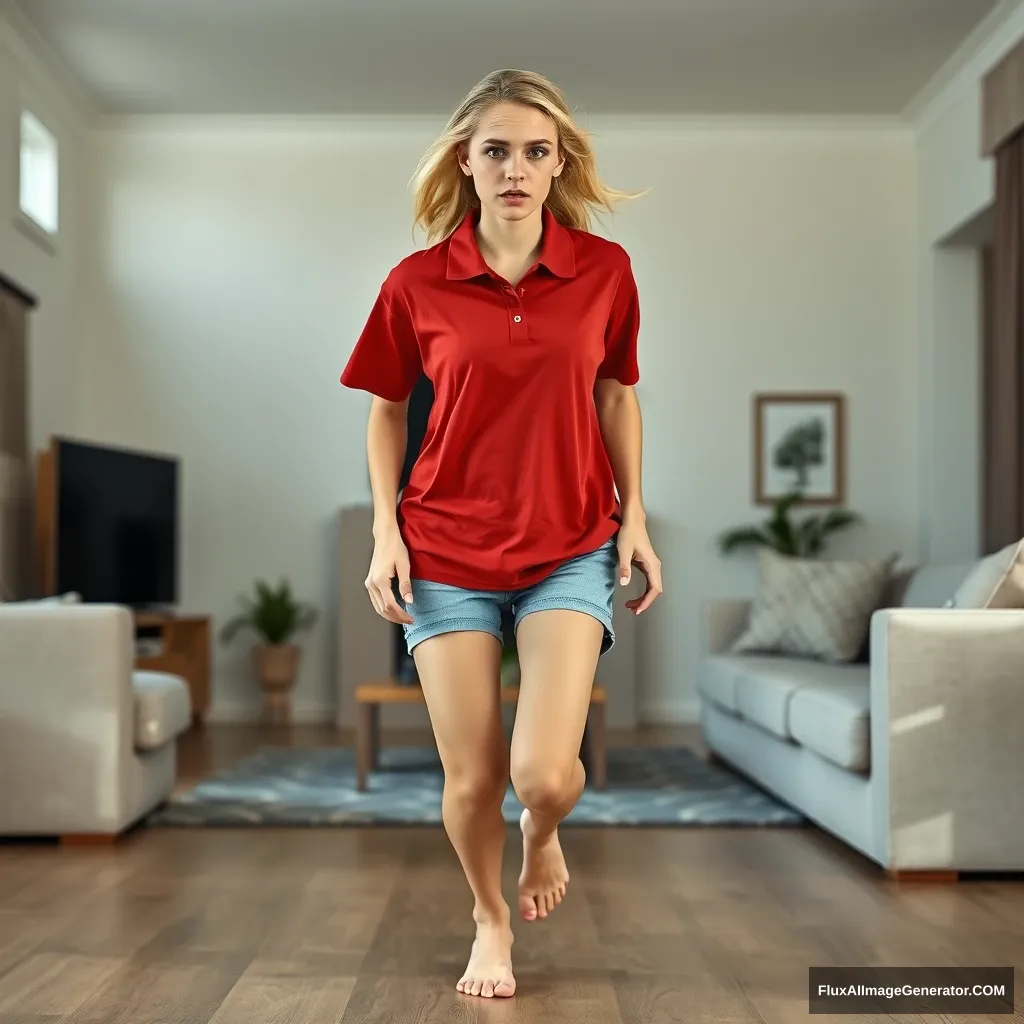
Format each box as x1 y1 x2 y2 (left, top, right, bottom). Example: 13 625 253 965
341 68 663 999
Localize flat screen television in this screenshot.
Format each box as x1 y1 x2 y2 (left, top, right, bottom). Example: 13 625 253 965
53 437 179 608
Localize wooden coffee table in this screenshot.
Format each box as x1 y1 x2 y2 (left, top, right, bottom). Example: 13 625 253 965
353 679 607 793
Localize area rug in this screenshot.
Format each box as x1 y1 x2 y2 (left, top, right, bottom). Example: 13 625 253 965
148 746 805 828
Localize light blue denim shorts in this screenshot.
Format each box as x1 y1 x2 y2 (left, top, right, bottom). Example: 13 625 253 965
398 535 619 657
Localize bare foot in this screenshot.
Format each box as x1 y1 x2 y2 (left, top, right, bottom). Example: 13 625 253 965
517 808 569 921
456 915 516 998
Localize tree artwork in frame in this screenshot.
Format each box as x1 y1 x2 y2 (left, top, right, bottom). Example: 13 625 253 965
753 392 845 507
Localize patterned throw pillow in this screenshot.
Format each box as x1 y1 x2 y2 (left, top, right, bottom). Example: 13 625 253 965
730 548 897 663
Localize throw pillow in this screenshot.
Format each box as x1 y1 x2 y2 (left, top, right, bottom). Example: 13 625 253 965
730 548 897 663
6 592 82 607
852 565 913 663
950 538 1024 609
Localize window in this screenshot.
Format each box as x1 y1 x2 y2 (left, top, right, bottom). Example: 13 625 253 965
19 110 58 236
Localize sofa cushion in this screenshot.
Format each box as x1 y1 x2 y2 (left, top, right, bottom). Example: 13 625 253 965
730 656 866 740
733 661 806 739
700 654 869 749
789 679 871 772
730 548 897 663
698 655 742 714
133 670 192 750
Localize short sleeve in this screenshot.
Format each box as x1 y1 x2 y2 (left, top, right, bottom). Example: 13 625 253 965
597 255 640 385
340 275 422 402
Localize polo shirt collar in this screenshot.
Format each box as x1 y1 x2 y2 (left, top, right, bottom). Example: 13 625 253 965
446 205 576 280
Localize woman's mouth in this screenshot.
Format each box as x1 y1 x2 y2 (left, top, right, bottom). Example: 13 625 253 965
500 191 528 204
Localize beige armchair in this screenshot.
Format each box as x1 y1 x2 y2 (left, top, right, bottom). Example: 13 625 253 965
0 602 192 838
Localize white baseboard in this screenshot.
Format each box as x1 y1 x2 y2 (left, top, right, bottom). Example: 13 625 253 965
205 702 336 725
639 698 700 725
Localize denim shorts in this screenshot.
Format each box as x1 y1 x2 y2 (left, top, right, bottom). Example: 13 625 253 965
398 535 619 657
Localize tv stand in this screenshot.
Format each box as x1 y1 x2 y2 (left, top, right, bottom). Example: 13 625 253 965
133 611 210 725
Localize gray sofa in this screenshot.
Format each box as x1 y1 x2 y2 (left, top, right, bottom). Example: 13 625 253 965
0 602 192 837
698 557 1024 875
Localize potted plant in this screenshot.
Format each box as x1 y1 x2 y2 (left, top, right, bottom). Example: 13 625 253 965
219 578 318 722
718 490 862 558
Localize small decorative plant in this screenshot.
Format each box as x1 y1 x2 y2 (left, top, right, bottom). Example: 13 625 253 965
220 578 318 646
718 490 862 558
219 578 318 722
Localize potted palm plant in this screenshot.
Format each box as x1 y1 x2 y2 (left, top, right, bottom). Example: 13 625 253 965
219 578 318 722
718 490 862 558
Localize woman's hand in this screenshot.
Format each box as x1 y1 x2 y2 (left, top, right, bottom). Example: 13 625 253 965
366 524 415 624
616 515 663 615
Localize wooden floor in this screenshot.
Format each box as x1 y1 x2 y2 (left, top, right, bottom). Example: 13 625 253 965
0 723 1020 1023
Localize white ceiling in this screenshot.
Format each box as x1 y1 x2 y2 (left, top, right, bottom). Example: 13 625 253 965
10 0 1005 117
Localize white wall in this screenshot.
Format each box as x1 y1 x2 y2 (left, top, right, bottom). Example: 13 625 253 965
598 122 919 723
0 9 88 458
913 4 1024 562
80 115 919 724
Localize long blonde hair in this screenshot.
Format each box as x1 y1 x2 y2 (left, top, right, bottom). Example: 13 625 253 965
411 69 645 245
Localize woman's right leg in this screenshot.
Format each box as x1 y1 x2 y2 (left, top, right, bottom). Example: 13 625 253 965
412 626 515 999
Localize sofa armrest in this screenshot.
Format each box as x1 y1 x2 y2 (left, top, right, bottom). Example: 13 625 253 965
869 607 1024 871
0 604 136 832
701 599 751 656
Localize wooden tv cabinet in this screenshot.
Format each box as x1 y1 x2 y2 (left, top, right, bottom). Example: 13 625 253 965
134 612 210 725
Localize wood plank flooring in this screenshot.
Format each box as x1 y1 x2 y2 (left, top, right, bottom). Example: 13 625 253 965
0 724 1020 1023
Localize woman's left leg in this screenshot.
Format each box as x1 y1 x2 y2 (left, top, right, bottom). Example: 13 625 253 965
509 607 605 921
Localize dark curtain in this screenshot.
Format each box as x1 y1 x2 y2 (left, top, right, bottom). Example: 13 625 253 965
0 288 31 599
985 129 1024 552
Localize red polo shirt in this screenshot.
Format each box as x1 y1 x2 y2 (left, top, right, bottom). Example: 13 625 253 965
340 205 640 591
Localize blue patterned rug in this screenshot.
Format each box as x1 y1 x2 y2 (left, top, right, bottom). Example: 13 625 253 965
148 746 805 827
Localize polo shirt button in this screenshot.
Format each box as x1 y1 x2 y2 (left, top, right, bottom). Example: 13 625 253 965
514 315 522 322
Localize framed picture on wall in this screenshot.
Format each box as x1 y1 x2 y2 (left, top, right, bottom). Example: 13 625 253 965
753 391 846 506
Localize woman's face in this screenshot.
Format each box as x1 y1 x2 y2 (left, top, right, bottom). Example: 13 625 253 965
459 102 565 223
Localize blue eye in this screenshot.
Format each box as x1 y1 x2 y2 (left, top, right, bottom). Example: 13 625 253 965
483 147 549 159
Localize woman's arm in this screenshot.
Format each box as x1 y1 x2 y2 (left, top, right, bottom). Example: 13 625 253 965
594 379 645 523
594 379 663 613
365 395 415 621
367 396 408 538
